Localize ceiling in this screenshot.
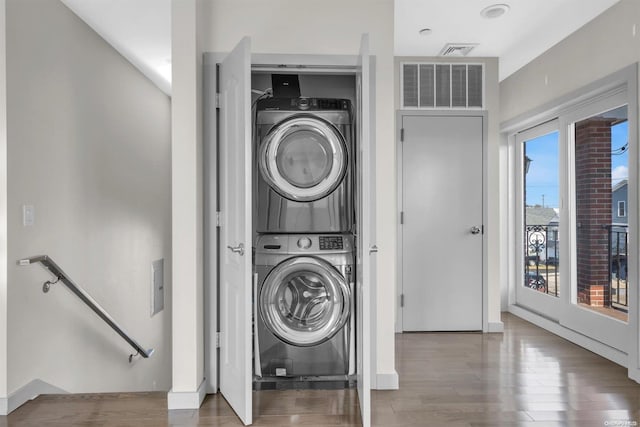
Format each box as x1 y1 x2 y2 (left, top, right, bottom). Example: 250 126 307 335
396 0 620 80
61 0 171 95
60 0 620 94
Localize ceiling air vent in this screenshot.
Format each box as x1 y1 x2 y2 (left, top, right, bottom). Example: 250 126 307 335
401 63 484 109
439 43 478 57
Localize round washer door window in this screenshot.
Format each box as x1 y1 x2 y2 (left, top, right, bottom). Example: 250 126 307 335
260 256 351 347
259 115 347 202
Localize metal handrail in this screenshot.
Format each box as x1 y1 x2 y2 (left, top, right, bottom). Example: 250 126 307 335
18 255 154 362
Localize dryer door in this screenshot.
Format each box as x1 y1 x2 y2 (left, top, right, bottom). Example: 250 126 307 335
260 256 351 347
259 115 348 202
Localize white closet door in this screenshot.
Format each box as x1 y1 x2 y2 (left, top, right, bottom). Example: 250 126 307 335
356 33 375 427
218 36 253 426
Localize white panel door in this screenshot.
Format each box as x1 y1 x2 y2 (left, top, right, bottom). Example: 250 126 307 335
218 37 252 425
356 33 374 427
401 115 483 331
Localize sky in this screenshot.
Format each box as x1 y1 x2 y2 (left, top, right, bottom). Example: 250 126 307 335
524 120 628 209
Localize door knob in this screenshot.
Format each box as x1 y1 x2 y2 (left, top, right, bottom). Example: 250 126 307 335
470 226 481 235
369 245 379 254
227 243 245 256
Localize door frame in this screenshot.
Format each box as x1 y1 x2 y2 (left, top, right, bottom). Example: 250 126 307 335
203 51 378 395
395 110 489 333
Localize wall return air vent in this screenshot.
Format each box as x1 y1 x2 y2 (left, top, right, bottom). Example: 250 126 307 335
401 62 484 109
439 43 478 57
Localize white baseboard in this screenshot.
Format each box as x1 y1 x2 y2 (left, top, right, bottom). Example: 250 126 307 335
0 379 67 415
487 321 504 333
375 371 399 390
509 305 628 367
167 379 207 410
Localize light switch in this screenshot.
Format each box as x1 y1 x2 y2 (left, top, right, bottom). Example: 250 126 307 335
23 205 35 226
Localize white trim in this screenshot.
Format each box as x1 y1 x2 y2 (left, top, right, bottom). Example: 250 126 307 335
395 116 403 333
374 372 399 390
167 379 207 410
487 321 504 333
618 200 627 218
0 379 67 415
500 66 634 134
509 305 628 367
204 52 360 71
203 53 218 396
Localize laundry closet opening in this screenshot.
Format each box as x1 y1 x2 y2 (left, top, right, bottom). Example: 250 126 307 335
250 70 360 390
207 40 375 425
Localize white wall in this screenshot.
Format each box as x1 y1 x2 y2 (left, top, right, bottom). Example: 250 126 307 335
5 0 171 394
394 57 502 330
500 0 639 122
198 0 397 380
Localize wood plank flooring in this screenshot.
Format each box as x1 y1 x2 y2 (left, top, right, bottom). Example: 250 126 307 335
6 313 640 426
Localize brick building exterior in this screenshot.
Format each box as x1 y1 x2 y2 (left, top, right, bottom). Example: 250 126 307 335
575 118 615 307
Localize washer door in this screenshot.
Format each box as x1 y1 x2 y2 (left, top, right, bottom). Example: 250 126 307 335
260 256 351 347
259 115 347 202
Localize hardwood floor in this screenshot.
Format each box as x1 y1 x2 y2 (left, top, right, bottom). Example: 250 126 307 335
6 313 640 426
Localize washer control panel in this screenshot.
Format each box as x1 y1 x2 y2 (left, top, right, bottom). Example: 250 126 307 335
256 234 353 256
319 236 344 250
256 97 351 111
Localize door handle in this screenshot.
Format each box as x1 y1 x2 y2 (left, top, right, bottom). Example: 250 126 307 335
470 226 481 235
227 243 245 256
369 245 379 254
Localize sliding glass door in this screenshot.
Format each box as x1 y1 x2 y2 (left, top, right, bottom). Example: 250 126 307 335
514 89 632 354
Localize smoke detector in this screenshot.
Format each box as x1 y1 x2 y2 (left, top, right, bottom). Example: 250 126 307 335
439 43 478 57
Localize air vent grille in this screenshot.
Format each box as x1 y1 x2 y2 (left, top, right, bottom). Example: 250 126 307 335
401 63 484 109
439 43 478 57
402 64 419 108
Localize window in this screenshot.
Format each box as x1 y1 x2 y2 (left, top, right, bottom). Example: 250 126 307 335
618 201 626 218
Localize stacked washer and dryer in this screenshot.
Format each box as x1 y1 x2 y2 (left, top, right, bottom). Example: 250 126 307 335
253 91 356 382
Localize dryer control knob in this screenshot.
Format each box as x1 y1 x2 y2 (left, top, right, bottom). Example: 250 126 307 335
297 237 312 249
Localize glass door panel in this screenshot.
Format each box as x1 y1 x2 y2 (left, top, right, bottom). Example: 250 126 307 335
524 131 561 297
515 120 562 320
572 106 628 323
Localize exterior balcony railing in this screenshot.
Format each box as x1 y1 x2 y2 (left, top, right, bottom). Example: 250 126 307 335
524 224 629 311
605 224 628 310
524 224 559 297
